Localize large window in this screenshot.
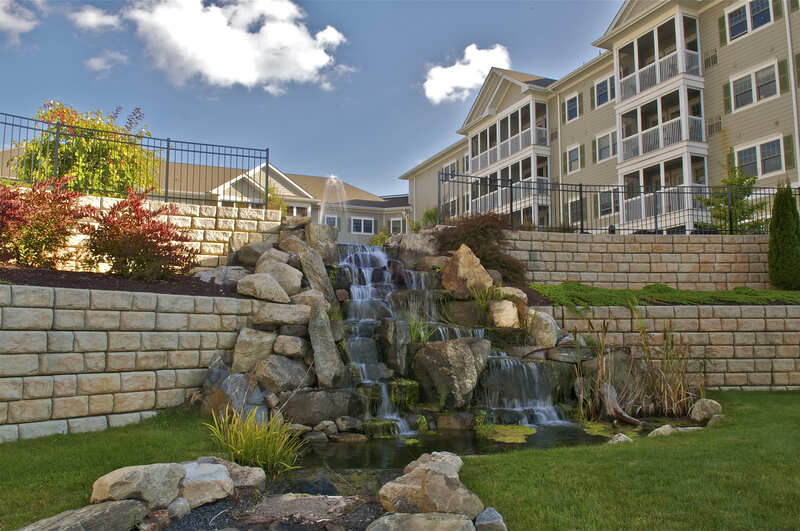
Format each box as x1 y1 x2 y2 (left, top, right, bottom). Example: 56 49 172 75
351 217 374 234
731 63 778 111
727 0 772 42
595 131 617 162
597 190 621 217
736 137 783 178
286 205 308 217
594 76 616 108
567 146 580 174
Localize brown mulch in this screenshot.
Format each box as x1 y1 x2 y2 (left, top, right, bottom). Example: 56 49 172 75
514 283 554 307
0 262 241 297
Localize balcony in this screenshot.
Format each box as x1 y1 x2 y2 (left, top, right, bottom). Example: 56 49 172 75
471 127 548 172
621 116 703 162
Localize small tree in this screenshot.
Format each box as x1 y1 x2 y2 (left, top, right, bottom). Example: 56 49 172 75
768 183 800 290
697 149 768 234
10 101 160 197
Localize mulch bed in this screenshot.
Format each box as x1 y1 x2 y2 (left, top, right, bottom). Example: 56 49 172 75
515 283 555 307
0 263 241 298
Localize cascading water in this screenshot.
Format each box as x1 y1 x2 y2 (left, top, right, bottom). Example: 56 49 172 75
338 244 410 434
477 354 566 426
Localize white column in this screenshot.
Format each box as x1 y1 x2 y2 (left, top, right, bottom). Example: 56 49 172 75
676 13 686 75
680 86 690 143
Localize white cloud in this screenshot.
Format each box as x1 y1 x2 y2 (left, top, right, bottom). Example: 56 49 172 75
85 50 128 76
124 0 348 95
0 0 41 44
69 5 122 31
423 44 511 105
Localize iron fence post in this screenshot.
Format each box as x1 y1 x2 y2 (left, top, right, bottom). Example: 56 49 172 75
510 180 515 229
265 147 270 207
437 171 442 224
53 122 61 179
164 138 171 202
727 185 734 234
579 183 585 233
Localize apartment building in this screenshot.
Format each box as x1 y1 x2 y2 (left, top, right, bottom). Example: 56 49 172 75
400 0 800 233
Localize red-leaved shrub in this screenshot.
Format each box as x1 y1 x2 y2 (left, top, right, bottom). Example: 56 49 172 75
0 177 90 268
84 189 198 280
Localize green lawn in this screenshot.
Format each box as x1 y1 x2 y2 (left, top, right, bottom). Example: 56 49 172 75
2 393 799 530
461 391 800 530
0 409 217 530
531 281 800 314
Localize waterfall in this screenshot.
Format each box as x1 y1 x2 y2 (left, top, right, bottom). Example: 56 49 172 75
477 355 565 426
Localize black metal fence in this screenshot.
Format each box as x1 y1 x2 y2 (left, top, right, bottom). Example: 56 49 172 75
0 111 270 206
438 172 800 235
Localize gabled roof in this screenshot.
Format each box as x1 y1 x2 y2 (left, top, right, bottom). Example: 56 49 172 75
285 173 385 203
593 0 670 49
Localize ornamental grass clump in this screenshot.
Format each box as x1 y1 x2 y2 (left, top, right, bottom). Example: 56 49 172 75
768 183 800 290
205 405 305 480
84 189 197 280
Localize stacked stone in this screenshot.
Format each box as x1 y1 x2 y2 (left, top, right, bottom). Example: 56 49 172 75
0 285 251 443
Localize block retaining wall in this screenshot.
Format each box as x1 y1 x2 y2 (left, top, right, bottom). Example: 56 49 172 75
501 231 770 290
64 195 282 270
551 305 800 391
0 284 252 443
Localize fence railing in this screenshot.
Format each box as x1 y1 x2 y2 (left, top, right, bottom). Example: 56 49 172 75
438 172 800 235
0 111 270 207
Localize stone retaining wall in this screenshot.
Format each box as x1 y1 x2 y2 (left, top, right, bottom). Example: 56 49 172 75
65 195 282 270
501 231 770 290
0 284 252 443
551 305 800 391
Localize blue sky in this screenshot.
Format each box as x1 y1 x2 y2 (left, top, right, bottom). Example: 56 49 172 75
1 0 623 196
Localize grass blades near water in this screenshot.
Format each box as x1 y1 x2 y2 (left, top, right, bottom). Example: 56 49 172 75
460 391 800 530
531 281 800 314
0 408 215 531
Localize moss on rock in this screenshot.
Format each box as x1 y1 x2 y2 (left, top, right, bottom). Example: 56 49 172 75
389 378 419 411
475 424 536 443
362 418 398 439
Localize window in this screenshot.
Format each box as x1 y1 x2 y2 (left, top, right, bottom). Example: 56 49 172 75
324 215 338 228
351 217 374 234
568 199 583 224
567 146 580 173
597 190 621 217
566 95 579 122
441 161 457 181
286 205 308 217
732 63 778 111
463 155 469 173
390 218 404 234
727 0 771 42
594 76 615 108
595 131 617 162
736 137 783 178
444 199 458 218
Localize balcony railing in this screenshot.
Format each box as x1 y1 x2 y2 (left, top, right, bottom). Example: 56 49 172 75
688 116 703 142
639 62 658 92
471 127 548 173
621 74 637 100
534 127 548 146
658 51 679 83
621 116 703 161
662 116 682 147
619 48 699 101
685 50 700 75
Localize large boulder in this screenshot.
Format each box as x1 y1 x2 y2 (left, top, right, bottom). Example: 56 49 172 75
306 223 338 265
648 424 677 437
440 244 493 300
367 513 475 531
254 355 314 393
195 456 266 490
203 372 267 417
300 247 338 306
282 389 367 426
19 500 148 531
237 273 290 303
234 493 363 527
237 240 274 266
379 318 411 376
527 310 562 348
308 306 347 388
180 462 234 509
403 451 462 479
91 463 185 508
386 232 439 270
413 338 490 408
447 300 486 328
291 289 331 312
689 398 722 423
193 266 250 288
497 287 527 303
252 303 312 327
232 328 277 373
254 257 303 296
377 466 483 518
273 335 309 358
488 300 519 328
475 507 508 531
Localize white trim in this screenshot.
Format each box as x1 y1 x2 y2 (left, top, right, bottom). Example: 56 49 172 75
324 215 338 228
724 0 774 45
566 144 581 174
595 129 618 163
729 60 780 114
593 74 615 109
389 217 404 234
733 134 785 179
564 92 580 123
350 216 375 234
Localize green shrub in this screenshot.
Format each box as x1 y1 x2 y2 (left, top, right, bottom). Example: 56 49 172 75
768 183 800 290
205 405 305 480
422 207 438 229
369 227 391 246
436 213 525 284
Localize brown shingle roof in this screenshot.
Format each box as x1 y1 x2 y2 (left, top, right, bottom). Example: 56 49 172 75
285 173 385 202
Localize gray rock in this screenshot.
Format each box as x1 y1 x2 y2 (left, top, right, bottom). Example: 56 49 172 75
707 414 729 427
288 423 313 435
689 398 722 423
262 247 290 263
336 288 350 301
440 244 493 300
385 231 439 270
648 424 676 437
254 355 314 393
306 223 338 265
167 497 191 519
403 451 462 479
252 303 312 327
527 310 562 349
335 416 364 433
235 493 362 526
676 426 704 432
314 420 339 436
299 245 338 306
279 324 308 337
379 318 411 377
237 273 290 303
283 216 312 230
486 269 503 286
308 306 347 388
330 319 346 342
413 338 490 408
416 255 450 272
475 507 507 531
488 300 519 328
254 256 303 296
231 328 277 373
497 286 527 303
291 289 331 312
19 500 147 531
303 430 329 443
237 241 274 266
367 513 475 531
378 466 483 518
273 335 309 358
607 433 634 444
282 389 367 426
329 432 368 443
180 462 234 509
91 463 185 508
193 266 251 288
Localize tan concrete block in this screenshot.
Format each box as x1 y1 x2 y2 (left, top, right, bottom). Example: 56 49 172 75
168 350 200 369
119 312 156 331
53 310 85 330
88 394 114 415
39 353 82 374
156 389 185 408
107 352 136 371
0 378 23 400
141 332 179 351
113 391 155 412
0 331 47 354
175 368 206 387
52 396 89 418
85 311 120 330
77 373 120 395
120 371 156 392
73 332 107 352
53 375 76 397
90 291 133 311
188 314 220 331
132 293 157 311
84 352 105 372
46 331 74 352
22 376 54 398
9 399 52 422
11 285 53 307
107 332 142 352
178 332 202 349
136 351 168 370
156 370 176 389
54 288 89 309
155 313 189 331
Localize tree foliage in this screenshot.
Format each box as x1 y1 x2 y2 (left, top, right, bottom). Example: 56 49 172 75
9 101 160 197
768 183 800 290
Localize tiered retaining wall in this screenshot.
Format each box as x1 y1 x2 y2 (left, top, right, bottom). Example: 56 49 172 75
552 305 800 391
64 195 282 270
502 232 770 290
0 284 252 443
